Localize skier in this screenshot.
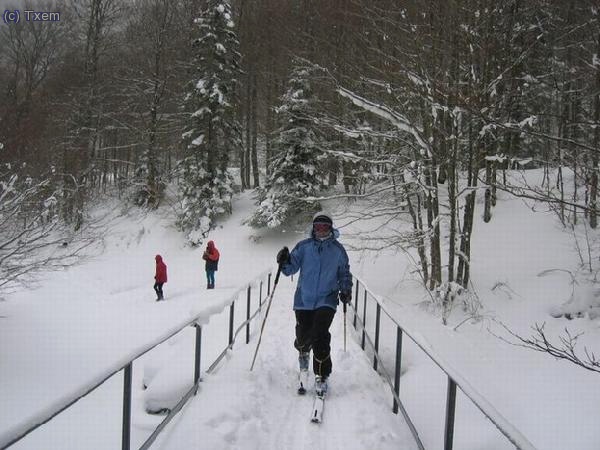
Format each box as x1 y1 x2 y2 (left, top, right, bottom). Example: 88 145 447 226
276 212 352 398
202 240 220 289
154 254 167 301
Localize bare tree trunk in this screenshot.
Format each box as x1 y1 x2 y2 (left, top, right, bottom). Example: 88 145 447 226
144 1 171 207
590 33 600 228
426 157 442 290
327 158 338 186
447 144 457 284
490 160 497 207
265 77 273 177
402 171 429 285
571 78 582 224
239 139 246 190
557 153 566 225
68 0 106 229
241 71 251 190
251 74 259 187
416 191 428 285
483 156 492 223
457 121 478 288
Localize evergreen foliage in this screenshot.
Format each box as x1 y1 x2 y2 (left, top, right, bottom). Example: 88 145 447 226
178 0 241 244
249 64 324 228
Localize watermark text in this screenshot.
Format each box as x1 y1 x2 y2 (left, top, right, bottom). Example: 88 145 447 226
3 9 61 24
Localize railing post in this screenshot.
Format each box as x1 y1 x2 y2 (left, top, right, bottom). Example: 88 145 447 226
444 377 457 450
121 363 132 450
374 303 381 371
246 286 251 344
229 301 235 346
259 280 263 308
361 290 367 350
267 272 272 296
393 327 403 414
194 324 202 389
353 280 359 329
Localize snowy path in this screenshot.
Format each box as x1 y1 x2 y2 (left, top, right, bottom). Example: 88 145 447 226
152 279 418 450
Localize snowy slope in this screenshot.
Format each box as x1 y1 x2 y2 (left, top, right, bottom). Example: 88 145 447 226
2 174 600 450
2 192 419 450
0 193 291 449
339 170 600 449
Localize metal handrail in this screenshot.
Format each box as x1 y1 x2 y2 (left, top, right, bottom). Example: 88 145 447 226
350 274 537 450
351 302 425 449
0 269 273 450
206 290 264 374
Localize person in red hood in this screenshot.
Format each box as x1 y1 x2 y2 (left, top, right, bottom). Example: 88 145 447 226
154 254 167 300
202 240 220 289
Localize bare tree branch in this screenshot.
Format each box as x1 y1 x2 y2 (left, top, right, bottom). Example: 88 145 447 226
492 321 600 374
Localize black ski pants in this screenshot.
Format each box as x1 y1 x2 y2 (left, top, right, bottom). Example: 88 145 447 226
154 282 164 299
294 307 336 379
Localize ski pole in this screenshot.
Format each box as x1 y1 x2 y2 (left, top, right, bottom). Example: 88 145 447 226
343 302 347 352
250 263 283 371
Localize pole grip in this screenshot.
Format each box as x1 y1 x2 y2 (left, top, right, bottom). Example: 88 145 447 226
274 263 282 285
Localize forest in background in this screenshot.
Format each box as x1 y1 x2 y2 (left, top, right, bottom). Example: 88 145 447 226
1 0 600 306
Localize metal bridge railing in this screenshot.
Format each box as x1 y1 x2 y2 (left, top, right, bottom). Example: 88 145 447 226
2 269 538 450
0 269 274 450
350 274 537 450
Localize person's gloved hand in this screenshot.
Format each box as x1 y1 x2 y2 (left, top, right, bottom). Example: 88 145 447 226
277 246 290 265
339 291 351 305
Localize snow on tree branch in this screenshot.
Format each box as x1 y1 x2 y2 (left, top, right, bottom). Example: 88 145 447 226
336 86 432 156
0 171 100 293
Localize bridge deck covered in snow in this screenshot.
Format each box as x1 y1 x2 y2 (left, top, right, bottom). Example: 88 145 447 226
149 279 418 450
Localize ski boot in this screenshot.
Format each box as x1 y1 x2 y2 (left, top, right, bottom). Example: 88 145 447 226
298 352 310 395
315 375 328 397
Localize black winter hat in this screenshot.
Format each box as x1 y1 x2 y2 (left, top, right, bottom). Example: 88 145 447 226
313 213 333 226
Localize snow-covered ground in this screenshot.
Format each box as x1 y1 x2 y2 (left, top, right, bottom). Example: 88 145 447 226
1 171 600 449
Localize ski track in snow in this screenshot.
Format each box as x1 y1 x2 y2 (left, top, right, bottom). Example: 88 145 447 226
154 280 416 450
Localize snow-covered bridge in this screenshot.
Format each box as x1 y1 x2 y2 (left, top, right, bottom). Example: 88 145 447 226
144 276 419 450
0 268 536 450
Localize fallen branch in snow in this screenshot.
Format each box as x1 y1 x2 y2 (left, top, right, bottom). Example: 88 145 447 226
537 268 578 309
490 281 521 300
493 321 600 374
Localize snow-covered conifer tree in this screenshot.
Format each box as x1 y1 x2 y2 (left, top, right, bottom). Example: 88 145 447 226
178 0 241 244
249 64 323 228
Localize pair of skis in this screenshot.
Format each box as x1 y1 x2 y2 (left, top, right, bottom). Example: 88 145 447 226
298 370 325 423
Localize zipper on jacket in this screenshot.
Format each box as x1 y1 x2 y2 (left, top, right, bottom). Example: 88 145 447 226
313 239 323 309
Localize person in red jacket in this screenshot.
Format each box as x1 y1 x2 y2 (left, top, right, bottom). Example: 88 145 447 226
202 240 220 289
154 254 167 300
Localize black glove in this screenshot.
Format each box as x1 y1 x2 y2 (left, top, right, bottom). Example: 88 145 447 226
339 291 351 305
276 246 290 265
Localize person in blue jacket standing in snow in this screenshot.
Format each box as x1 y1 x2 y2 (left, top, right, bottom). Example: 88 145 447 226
276 212 352 396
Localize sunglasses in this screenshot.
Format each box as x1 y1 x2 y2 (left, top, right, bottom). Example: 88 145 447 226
313 223 331 232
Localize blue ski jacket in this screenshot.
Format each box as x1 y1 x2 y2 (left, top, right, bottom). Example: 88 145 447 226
281 229 352 311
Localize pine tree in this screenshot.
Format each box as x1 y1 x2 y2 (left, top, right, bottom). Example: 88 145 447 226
249 64 323 228
178 0 241 244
